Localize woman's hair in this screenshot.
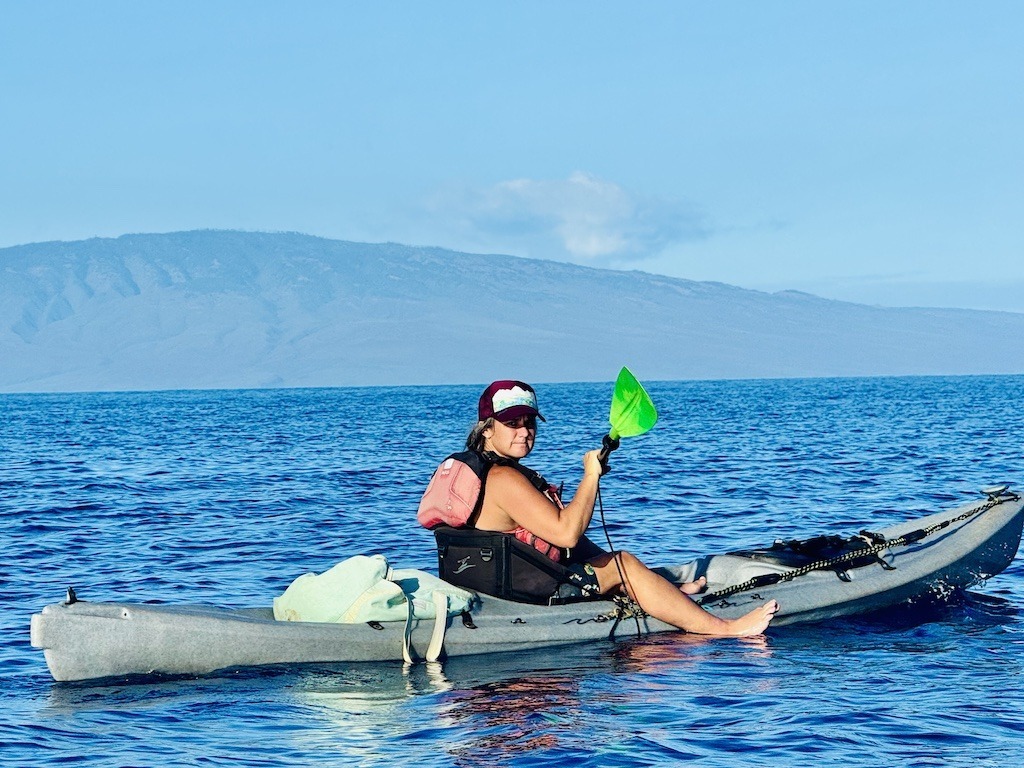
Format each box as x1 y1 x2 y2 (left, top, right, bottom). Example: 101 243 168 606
465 418 495 451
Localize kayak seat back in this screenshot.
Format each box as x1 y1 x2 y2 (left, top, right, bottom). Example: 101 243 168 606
433 526 600 606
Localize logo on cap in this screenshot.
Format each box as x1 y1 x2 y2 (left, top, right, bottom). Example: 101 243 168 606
491 385 537 415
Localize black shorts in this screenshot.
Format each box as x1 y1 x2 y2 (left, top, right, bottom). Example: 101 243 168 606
554 537 605 600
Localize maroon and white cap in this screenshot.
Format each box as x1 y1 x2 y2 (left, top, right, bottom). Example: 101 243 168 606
478 380 546 422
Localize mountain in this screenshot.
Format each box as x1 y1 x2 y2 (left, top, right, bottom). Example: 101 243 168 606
2 230 1023 393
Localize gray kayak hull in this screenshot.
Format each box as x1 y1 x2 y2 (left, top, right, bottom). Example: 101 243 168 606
31 490 1024 682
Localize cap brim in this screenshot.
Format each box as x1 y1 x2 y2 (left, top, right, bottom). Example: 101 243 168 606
493 405 546 422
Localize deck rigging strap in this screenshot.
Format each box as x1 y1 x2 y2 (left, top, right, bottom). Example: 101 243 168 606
402 591 450 665
697 490 1019 607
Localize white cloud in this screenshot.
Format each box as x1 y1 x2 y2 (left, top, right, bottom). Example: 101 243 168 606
423 172 708 263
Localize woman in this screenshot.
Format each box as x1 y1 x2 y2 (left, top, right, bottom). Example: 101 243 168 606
465 379 778 637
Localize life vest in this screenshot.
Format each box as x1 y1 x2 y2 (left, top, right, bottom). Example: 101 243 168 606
417 451 565 561
417 451 492 529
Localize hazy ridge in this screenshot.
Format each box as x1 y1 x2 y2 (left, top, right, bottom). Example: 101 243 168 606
2 230 1022 393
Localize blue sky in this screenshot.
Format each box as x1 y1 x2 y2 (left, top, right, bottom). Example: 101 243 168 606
3 2 1022 311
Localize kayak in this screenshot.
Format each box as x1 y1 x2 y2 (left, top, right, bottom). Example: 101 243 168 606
31 486 1024 683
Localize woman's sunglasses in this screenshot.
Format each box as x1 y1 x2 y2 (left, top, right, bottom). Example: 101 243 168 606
501 415 538 430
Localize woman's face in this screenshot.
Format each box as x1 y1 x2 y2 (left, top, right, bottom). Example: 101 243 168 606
483 415 537 460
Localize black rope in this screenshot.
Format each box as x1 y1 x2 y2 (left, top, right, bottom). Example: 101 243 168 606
697 491 1019 606
596 485 646 636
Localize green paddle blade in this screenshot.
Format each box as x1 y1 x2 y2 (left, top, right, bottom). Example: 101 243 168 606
608 367 658 440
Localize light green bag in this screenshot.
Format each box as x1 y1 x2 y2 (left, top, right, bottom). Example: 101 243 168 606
273 554 474 624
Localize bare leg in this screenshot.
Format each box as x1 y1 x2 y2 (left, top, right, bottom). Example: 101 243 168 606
574 536 705 597
589 551 778 636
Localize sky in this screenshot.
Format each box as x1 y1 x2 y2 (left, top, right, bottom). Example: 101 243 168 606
2 2 1023 312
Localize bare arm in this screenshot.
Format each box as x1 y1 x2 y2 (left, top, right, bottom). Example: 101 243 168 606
474 450 604 548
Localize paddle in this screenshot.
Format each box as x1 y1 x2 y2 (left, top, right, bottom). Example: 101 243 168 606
598 367 658 473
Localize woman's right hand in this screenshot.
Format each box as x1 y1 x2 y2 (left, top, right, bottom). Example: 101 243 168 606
583 449 604 479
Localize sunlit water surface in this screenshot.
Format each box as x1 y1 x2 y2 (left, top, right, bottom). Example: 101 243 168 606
3 376 1024 766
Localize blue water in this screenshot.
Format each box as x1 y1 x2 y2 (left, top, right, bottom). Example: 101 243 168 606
4 376 1024 767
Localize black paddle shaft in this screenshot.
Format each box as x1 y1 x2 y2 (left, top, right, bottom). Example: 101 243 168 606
598 434 620 474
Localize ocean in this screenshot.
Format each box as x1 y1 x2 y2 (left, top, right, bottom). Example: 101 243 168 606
3 375 1024 767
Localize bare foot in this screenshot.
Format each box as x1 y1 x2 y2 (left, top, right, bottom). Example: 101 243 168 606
725 600 779 637
679 576 707 595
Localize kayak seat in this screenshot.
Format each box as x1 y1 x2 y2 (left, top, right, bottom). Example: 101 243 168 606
433 525 602 606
